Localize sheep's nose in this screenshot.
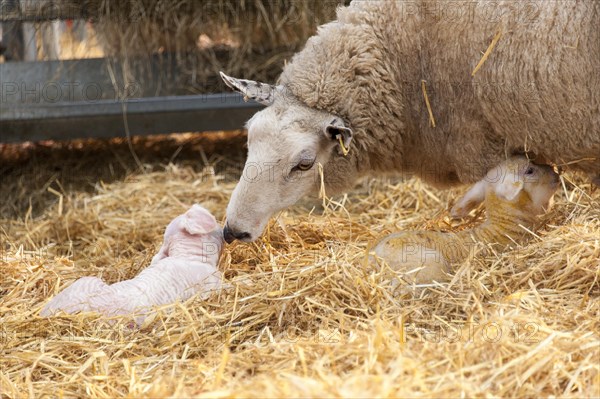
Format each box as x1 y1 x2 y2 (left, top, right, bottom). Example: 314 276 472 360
223 224 251 244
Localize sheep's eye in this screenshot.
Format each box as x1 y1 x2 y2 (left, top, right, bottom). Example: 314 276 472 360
292 159 315 172
524 167 535 175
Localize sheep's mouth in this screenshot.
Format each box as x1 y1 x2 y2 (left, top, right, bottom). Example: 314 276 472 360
549 173 561 187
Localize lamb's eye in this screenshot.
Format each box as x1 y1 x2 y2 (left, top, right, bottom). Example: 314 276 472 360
292 159 315 172
524 167 535 175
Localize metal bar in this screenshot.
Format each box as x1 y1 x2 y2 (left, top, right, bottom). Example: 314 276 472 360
0 56 191 100
0 93 264 143
0 3 89 22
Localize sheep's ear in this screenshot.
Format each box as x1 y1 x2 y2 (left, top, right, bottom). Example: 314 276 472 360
181 205 218 235
220 71 276 106
325 118 353 155
495 180 524 201
451 180 487 218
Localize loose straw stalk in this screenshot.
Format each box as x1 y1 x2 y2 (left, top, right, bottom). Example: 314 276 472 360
421 80 436 128
472 30 503 76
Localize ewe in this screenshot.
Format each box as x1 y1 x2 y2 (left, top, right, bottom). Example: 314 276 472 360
220 0 599 243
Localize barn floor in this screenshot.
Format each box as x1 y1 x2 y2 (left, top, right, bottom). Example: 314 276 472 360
1 133 599 397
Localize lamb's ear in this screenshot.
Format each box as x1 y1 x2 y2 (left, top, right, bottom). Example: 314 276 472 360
181 205 218 235
220 71 276 106
451 180 487 218
325 118 353 155
495 180 524 201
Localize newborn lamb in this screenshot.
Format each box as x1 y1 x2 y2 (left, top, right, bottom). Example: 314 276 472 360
370 156 560 286
41 205 224 324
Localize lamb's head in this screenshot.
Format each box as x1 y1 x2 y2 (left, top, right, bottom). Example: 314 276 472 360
451 156 560 218
220 72 353 243
162 205 223 260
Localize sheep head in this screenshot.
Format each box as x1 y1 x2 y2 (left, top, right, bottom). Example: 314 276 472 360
220 72 353 243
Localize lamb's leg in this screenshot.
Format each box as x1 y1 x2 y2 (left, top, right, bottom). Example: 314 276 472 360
40 277 108 316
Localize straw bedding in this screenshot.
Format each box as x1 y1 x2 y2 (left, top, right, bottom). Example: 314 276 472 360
1 136 599 397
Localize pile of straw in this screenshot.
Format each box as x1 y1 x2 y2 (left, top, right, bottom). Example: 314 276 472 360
1 141 599 397
53 0 345 91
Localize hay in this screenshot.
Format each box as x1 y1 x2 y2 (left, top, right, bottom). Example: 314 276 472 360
472 29 503 77
421 80 436 128
43 0 345 92
1 140 599 397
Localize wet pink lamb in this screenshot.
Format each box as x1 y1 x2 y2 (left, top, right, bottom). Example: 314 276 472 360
41 205 224 324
